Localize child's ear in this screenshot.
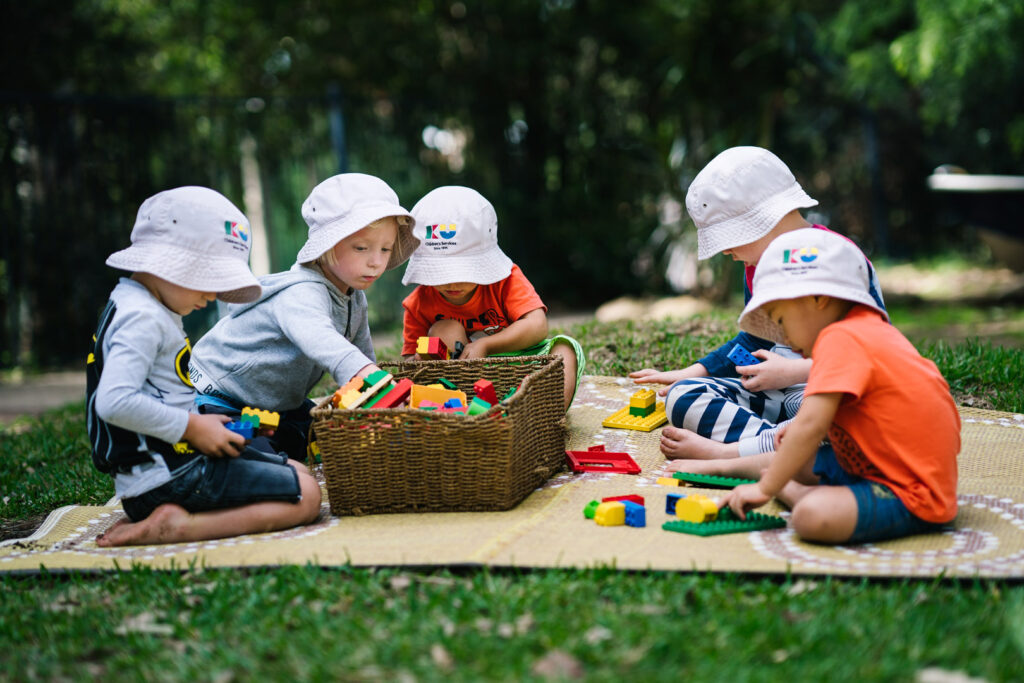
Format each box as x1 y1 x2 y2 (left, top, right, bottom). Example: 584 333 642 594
812 295 832 310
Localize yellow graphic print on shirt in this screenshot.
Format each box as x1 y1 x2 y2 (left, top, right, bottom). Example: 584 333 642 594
175 339 194 388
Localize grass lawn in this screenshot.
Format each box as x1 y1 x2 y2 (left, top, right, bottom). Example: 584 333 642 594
2 315 1024 680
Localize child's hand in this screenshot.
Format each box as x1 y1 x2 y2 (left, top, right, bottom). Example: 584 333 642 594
458 339 490 360
720 483 772 520
737 352 811 392
628 368 693 396
183 413 245 458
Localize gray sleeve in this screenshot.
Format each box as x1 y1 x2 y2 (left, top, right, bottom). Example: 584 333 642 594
273 284 375 386
346 293 377 367
93 308 190 444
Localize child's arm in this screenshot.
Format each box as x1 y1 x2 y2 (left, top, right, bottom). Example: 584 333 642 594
720 392 842 518
183 413 245 457
459 308 547 359
95 316 245 455
629 364 710 395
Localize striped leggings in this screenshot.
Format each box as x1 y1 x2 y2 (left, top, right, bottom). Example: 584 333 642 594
664 377 804 456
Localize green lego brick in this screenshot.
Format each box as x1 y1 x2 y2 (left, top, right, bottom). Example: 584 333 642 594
583 500 600 519
672 472 757 489
437 377 458 391
662 510 786 536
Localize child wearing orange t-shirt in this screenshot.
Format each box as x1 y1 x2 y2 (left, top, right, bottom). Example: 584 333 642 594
400 186 585 409
719 228 959 544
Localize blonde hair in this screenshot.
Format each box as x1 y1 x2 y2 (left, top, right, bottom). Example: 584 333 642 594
316 215 410 268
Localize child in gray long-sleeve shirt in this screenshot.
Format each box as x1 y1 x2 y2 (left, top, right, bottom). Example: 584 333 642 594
87 186 322 547
190 173 417 459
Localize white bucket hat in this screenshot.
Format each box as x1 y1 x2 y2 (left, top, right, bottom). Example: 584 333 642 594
738 228 888 343
296 173 416 270
686 146 818 260
401 186 514 286
106 186 262 303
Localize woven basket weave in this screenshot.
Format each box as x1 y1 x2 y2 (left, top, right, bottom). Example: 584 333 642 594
310 355 567 516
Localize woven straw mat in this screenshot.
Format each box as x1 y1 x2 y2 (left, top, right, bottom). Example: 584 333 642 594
3 376 1024 577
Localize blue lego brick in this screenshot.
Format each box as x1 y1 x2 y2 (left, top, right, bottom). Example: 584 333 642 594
727 344 761 368
225 421 254 439
666 492 684 515
623 500 646 527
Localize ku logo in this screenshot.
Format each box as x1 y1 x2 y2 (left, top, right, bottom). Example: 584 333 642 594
783 246 818 264
426 223 457 240
225 221 249 242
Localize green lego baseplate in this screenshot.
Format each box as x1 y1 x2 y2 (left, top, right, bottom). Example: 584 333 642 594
672 472 757 489
662 508 786 536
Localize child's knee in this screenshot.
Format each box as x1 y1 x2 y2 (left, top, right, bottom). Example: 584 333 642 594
297 474 322 520
790 491 856 543
427 318 468 340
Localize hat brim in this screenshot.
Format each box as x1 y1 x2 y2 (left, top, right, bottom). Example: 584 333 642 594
107 244 262 304
696 184 818 260
401 249 513 287
296 202 416 270
738 282 888 344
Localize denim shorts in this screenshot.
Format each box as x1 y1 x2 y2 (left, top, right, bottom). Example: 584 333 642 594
121 445 302 522
813 445 946 544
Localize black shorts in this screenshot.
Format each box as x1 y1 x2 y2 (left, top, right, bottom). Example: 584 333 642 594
121 444 302 522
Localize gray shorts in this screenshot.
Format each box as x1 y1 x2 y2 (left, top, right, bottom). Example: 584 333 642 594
121 445 302 522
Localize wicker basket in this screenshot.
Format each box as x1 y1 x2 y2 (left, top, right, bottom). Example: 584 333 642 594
310 355 566 515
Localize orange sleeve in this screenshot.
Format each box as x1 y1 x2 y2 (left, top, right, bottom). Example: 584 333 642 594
401 287 435 355
805 327 871 400
500 265 547 322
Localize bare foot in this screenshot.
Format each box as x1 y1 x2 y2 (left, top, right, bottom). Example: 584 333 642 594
96 504 191 547
660 426 739 460
664 458 729 475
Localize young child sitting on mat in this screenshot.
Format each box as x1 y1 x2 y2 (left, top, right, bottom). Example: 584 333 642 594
190 173 417 460
629 146 886 463
400 185 585 409
87 186 321 546
719 228 959 544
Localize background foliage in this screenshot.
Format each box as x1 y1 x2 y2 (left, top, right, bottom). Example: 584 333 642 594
2 0 1023 368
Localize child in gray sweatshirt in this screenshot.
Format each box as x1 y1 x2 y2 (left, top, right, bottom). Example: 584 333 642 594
190 173 417 460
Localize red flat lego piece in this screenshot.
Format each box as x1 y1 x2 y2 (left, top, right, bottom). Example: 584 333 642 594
565 449 641 474
602 494 645 506
371 378 413 409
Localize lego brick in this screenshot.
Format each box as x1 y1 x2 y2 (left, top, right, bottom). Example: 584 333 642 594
602 403 668 431
629 405 655 418
594 501 626 526
665 492 684 515
501 386 517 402
467 396 492 415
242 406 280 429
437 377 458 391
630 388 657 409
655 477 681 487
362 381 397 409
602 494 645 506
662 510 786 536
622 501 646 527
565 446 641 474
369 378 413 409
675 494 719 523
583 500 600 519
226 421 254 439
239 412 260 428
672 472 757 489
410 384 467 409
332 376 365 407
416 336 449 360
473 379 498 405
443 398 465 410
726 344 762 368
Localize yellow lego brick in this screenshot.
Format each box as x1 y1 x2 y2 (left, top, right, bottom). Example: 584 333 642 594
676 495 719 523
172 441 195 454
656 477 681 487
594 501 626 526
602 402 668 431
343 372 395 410
630 388 656 409
242 406 280 429
340 389 364 408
